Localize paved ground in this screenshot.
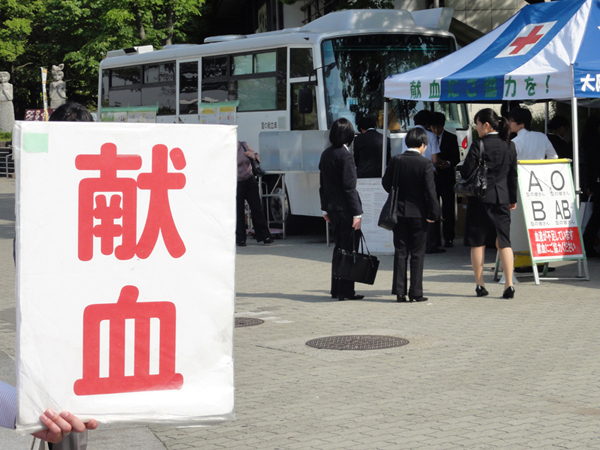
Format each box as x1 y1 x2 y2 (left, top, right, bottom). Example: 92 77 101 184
1 176 600 449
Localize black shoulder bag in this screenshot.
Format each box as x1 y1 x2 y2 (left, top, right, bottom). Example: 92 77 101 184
378 158 400 231
453 139 487 199
333 230 380 285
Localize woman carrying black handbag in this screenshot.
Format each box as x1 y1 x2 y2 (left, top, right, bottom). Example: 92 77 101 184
460 108 518 299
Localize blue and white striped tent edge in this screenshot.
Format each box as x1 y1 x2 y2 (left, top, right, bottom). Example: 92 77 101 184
384 0 600 102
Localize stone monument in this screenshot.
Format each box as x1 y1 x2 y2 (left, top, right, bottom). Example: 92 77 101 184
0 71 15 133
49 64 67 109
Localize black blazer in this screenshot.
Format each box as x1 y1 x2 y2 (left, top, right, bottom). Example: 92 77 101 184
382 151 439 221
319 145 363 216
353 130 392 178
460 134 518 205
436 130 461 184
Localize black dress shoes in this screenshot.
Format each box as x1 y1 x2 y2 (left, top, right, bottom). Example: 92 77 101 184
410 296 428 302
503 286 515 299
237 241 246 247
396 295 407 302
338 294 365 301
262 237 274 245
444 240 454 248
476 285 489 297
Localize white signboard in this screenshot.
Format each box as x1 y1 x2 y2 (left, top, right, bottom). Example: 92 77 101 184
356 179 393 254
517 160 584 262
13 121 237 433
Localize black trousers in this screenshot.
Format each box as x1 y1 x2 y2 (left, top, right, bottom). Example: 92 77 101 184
392 218 428 298
236 176 271 243
328 211 361 298
434 174 456 245
583 194 600 255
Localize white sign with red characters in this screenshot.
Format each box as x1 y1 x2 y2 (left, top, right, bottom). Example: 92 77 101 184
517 160 584 262
13 121 237 433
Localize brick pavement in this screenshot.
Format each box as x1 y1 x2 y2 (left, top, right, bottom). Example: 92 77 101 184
1 177 600 449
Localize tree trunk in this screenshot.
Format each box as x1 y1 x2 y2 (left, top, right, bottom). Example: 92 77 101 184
165 0 175 46
132 2 146 41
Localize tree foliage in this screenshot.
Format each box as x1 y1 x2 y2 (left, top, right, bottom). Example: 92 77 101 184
0 0 204 118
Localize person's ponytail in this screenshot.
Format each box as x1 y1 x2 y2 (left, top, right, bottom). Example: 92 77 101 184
498 116 510 143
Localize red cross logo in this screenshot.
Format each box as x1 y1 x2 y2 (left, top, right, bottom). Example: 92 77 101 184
508 25 544 55
496 22 556 59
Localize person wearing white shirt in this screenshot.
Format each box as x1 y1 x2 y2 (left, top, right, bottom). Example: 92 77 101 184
508 107 558 160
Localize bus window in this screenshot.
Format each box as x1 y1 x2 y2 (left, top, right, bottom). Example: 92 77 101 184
179 61 199 114
101 71 109 107
203 57 228 78
238 78 277 111
254 52 276 73
291 83 318 130
143 85 176 115
144 63 175 83
290 48 313 78
112 67 141 87
109 87 141 108
322 35 456 130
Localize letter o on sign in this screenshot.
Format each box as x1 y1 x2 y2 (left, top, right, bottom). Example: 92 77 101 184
551 170 565 191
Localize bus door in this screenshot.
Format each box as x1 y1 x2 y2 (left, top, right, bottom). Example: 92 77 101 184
177 59 200 123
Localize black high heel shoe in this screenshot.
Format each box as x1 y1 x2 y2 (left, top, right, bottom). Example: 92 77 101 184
475 285 489 297
502 286 515 299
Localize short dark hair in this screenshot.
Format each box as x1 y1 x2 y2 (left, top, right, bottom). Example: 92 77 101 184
548 115 569 131
405 127 428 149
329 118 355 148
430 112 446 127
49 102 94 122
357 115 377 131
508 107 532 131
413 110 432 127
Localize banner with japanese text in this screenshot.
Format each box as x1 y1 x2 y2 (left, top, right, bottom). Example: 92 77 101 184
13 121 237 432
517 160 584 262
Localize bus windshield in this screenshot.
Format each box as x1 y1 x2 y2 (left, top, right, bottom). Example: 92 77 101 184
322 34 468 131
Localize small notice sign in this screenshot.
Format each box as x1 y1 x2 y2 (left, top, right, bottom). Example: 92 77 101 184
517 160 584 261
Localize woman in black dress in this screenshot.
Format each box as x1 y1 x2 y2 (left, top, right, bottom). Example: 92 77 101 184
461 108 518 299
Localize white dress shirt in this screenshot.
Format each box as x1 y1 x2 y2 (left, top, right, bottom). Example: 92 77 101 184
512 129 558 160
0 380 17 429
402 125 440 164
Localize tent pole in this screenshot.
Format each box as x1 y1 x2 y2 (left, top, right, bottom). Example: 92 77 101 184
572 96 580 206
382 99 389 177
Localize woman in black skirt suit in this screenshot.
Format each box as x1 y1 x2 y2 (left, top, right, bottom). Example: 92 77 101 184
460 108 518 299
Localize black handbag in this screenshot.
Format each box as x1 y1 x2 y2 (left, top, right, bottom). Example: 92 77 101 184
333 231 379 285
250 158 266 178
454 139 487 199
241 141 266 177
378 158 400 231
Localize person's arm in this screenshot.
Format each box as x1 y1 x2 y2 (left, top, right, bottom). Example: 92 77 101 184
423 161 439 222
1 381 97 442
382 157 395 193
544 135 559 159
241 141 260 162
460 141 481 179
507 144 519 206
0 380 17 429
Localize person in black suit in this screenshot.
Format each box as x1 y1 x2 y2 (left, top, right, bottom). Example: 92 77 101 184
430 112 461 248
547 115 572 160
382 127 439 303
353 115 392 178
460 108 518 299
319 118 364 301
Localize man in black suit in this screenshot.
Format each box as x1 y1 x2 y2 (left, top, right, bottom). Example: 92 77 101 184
547 115 573 160
430 112 461 248
319 118 364 301
353 116 392 178
382 127 439 302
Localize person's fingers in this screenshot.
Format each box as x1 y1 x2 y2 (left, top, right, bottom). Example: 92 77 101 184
35 409 72 443
85 419 99 430
59 410 86 433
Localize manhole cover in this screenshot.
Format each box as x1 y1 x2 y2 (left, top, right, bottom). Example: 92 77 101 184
305 335 409 350
235 317 264 328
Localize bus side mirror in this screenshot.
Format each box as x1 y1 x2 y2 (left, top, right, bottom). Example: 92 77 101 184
298 86 313 114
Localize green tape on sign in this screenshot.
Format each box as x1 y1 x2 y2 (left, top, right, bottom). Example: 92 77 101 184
23 132 49 153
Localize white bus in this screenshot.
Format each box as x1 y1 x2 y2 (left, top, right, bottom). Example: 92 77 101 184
98 8 470 230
